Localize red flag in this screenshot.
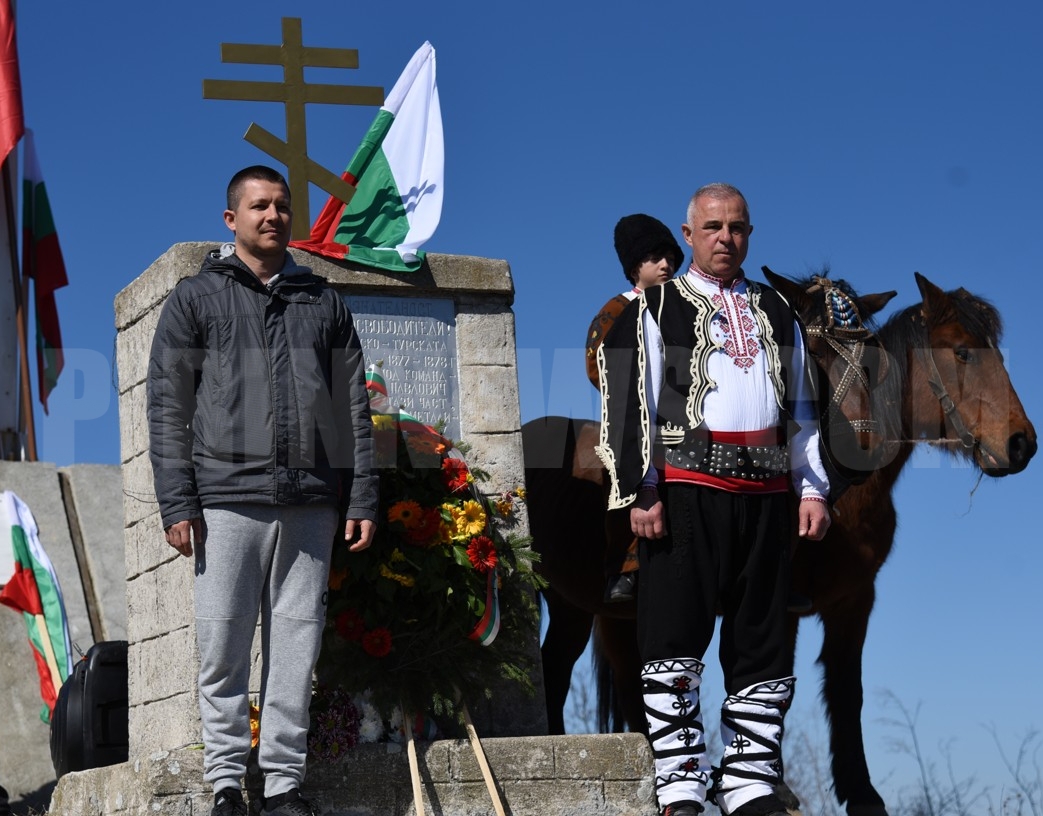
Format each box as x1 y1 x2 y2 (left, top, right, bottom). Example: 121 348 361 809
22 130 68 412
0 0 23 164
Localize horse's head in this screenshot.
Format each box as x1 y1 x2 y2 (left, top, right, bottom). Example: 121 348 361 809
763 266 897 488
907 272 1036 476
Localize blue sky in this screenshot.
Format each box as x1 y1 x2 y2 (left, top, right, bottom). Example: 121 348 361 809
11 0 1043 807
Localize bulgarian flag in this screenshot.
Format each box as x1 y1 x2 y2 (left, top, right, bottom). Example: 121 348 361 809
22 129 68 413
0 490 74 722
290 41 443 273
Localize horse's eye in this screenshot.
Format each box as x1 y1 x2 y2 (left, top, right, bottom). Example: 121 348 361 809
955 346 972 363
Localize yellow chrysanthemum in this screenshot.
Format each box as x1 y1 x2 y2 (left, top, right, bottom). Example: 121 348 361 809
445 505 469 541
460 500 487 537
379 563 416 587
372 414 396 430
494 497 513 517
515 486 527 500
388 500 423 529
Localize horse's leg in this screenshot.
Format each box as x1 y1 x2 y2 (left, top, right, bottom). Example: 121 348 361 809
772 611 803 813
541 585 595 735
819 593 889 816
592 614 646 735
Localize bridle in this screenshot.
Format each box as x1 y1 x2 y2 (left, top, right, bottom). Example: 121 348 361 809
801 275 882 437
914 331 980 451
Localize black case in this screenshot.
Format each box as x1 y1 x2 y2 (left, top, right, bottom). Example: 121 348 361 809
50 639 129 778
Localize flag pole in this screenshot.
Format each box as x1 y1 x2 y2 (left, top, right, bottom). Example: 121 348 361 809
1 155 35 461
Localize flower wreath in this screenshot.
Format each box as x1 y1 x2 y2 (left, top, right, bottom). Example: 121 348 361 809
310 366 542 757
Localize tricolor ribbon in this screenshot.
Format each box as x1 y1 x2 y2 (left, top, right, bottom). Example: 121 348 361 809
467 567 500 647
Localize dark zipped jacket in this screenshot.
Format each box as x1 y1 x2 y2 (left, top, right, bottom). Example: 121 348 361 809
147 246 377 529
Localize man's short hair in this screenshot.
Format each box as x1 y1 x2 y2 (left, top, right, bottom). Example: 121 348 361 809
227 165 290 210
686 182 750 225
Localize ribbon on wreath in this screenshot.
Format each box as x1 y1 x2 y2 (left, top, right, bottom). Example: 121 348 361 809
365 365 453 447
467 567 500 646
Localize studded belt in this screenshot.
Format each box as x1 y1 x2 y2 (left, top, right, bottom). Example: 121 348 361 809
662 435 789 481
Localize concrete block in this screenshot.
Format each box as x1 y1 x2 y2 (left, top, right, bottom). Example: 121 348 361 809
114 244 212 332
131 627 196 704
118 381 150 465
120 452 157 528
457 364 522 435
130 693 201 756
455 309 515 367
49 736 657 816
458 432 526 497
115 305 162 397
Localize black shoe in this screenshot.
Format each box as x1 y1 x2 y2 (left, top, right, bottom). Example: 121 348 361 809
605 571 637 603
262 789 317 816
662 804 703 816
0 784 11 816
212 788 248 816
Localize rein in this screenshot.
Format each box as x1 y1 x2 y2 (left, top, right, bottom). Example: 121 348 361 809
914 342 977 450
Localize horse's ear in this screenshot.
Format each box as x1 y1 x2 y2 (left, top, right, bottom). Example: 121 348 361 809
858 289 898 318
762 266 810 312
915 272 955 325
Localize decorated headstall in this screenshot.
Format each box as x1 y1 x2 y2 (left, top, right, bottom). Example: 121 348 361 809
801 275 887 435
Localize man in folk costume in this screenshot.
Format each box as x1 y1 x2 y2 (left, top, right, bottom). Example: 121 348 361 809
595 184 831 816
584 214 684 603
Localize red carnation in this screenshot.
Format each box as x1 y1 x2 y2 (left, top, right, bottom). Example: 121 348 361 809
466 535 498 574
335 608 365 642
361 626 393 658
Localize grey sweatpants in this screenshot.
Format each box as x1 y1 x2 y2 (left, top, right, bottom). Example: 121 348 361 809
195 503 339 798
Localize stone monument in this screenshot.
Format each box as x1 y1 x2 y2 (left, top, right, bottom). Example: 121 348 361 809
114 243 545 756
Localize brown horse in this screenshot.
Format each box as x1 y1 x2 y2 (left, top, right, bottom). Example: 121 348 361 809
523 270 898 736
523 272 1037 816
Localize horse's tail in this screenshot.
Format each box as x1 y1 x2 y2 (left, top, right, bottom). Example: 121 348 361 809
592 616 624 732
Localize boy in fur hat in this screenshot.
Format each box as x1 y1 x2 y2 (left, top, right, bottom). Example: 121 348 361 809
585 214 684 602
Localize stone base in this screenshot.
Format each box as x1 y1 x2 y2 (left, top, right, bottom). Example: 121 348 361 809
48 734 656 816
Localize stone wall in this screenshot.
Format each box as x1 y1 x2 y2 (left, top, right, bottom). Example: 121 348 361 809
0 461 125 810
48 734 657 816
113 244 546 758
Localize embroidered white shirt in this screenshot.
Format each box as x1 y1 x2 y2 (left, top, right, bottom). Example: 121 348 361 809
641 268 829 499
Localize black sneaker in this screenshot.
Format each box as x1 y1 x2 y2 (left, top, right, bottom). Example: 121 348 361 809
605 571 637 603
262 789 317 816
212 788 248 816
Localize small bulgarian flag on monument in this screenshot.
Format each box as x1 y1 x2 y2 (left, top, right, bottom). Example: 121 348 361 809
291 41 443 273
22 128 69 413
0 490 74 722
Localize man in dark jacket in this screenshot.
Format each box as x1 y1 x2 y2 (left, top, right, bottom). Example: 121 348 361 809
147 165 377 816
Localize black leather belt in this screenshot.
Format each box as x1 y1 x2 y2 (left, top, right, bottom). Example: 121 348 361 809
662 437 789 481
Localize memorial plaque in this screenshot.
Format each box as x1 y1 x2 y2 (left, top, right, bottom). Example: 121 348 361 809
346 295 460 441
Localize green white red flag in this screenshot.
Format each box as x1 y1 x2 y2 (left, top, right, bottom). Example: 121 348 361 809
291 41 443 273
0 490 74 722
22 129 68 413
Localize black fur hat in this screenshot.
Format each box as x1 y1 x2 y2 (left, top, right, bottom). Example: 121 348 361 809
614 214 685 283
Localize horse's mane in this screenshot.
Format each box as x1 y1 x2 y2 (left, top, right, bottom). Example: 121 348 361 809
874 287 1003 442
